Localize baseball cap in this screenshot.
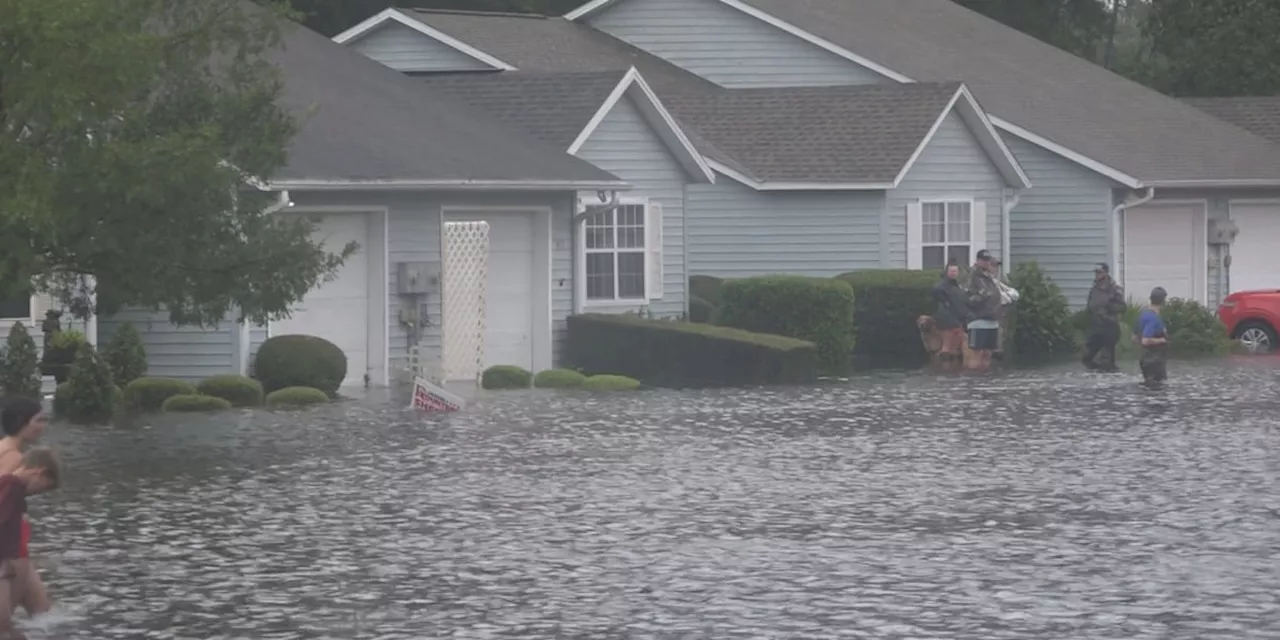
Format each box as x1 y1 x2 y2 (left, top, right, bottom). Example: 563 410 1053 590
1149 287 1167 304
1094 262 1110 273
976 249 993 261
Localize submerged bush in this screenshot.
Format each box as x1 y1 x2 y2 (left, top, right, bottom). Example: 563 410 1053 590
481 365 532 390
717 275 856 373
835 270 937 366
59 345 119 424
162 394 232 413
533 368 585 389
197 375 264 407
254 335 347 396
1158 298 1232 358
581 374 641 391
265 386 329 408
123 377 198 413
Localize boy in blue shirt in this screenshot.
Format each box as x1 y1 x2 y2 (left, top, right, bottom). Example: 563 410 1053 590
1134 287 1169 384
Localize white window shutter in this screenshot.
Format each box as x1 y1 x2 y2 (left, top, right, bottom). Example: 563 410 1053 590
906 202 923 269
971 200 988 259
646 200 664 300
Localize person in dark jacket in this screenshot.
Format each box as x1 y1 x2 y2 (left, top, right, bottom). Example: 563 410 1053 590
965 250 1003 369
1082 263 1127 371
931 263 970 361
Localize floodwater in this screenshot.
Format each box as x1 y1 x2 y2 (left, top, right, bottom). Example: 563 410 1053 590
25 357 1280 639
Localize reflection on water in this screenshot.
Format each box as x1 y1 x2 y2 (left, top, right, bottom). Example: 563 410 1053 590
25 359 1280 638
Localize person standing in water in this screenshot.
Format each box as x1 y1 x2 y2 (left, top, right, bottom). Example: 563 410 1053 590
0 400 51 619
1134 287 1169 385
965 250 1003 370
1082 263 1126 372
0 447 60 640
931 263 971 365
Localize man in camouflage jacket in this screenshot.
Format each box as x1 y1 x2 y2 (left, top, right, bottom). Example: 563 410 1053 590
1082 263 1126 371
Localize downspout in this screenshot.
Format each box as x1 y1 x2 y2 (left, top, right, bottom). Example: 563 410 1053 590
1111 186 1155 287
264 189 292 214
1001 189 1020 269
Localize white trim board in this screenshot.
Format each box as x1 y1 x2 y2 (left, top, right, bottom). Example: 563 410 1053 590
267 178 630 191
332 8 517 71
567 67 715 184
706 159 893 191
989 117 1142 189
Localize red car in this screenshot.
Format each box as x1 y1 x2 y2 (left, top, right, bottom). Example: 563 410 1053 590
1218 290 1280 353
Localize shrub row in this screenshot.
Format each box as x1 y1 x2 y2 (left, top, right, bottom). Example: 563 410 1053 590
718 276 856 373
479 366 641 391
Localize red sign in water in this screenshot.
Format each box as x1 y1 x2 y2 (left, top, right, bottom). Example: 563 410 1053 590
411 377 465 413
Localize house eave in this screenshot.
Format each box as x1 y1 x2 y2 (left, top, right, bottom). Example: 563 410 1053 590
267 178 632 191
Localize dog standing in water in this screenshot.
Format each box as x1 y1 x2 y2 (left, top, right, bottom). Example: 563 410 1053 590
0 448 60 640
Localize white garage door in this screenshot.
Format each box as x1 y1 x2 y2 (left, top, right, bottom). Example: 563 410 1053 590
1228 203 1280 293
1125 204 1205 303
273 213 369 387
452 213 535 371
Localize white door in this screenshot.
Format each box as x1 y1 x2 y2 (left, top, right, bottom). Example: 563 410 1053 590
452 213 535 371
1228 203 1280 293
1124 203 1205 303
273 213 370 386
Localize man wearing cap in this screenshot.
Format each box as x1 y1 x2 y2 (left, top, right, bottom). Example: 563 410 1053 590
965 250 1003 369
1082 262 1126 371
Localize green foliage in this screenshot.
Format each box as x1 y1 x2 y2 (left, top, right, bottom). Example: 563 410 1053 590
1158 298 1233 357
197 375 265 407
955 0 1111 60
688 275 725 308
102 323 148 387
688 296 714 324
836 270 938 366
40 330 87 383
123 377 199 413
1143 0 1280 96
253 334 348 396
265 386 330 408
59 345 119 424
52 383 69 416
533 368 586 389
581 374 641 391
1005 262 1077 359
481 365 533 390
566 313 817 387
1 322 42 398
161 394 233 413
717 276 856 372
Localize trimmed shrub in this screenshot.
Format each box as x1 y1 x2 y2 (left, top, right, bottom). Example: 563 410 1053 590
566 313 817 387
1 322 42 398
688 296 715 324
102 322 148 386
481 365 532 390
197 375 265 407
836 270 938 365
52 383 69 416
59 345 118 424
582 374 641 391
40 330 87 383
123 377 198 413
533 368 586 389
265 386 330 408
717 276 856 373
1159 298 1232 358
688 275 725 308
162 394 232 413
1005 262 1076 360
253 335 347 396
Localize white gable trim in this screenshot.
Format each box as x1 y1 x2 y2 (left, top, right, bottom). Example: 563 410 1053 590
892 85 1032 190
567 67 716 184
707 159 894 191
332 8 517 71
989 117 1141 189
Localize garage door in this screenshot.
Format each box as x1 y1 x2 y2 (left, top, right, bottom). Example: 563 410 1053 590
451 213 535 371
1228 203 1280 293
1125 203 1205 303
273 213 369 387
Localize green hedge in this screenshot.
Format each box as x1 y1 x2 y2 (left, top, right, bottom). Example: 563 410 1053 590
581 374 641 391
688 296 715 324
836 270 937 365
688 275 725 308
162 394 232 413
197 375 265 407
1160 298 1232 358
717 275 856 372
254 335 347 397
265 386 330 408
1005 262 1075 360
566 313 817 387
481 365 532 390
123 377 198 413
533 368 586 389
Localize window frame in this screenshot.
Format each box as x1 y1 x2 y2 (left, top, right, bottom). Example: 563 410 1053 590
918 198 976 271
579 197 650 306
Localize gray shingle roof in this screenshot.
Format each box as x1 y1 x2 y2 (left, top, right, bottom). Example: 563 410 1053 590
728 0 1280 185
268 21 623 186
1183 97 1280 146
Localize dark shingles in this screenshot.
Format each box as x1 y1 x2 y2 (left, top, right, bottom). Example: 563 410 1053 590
1183 97 1280 146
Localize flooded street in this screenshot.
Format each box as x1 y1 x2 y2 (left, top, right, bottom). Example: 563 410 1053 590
27 358 1280 639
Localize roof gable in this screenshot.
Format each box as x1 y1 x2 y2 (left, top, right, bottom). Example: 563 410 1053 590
333 8 515 70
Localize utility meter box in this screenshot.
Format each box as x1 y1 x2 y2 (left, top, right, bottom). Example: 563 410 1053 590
1208 218 1240 245
396 262 437 295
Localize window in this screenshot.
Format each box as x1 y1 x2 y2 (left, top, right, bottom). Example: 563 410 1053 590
0 290 32 320
921 201 972 270
584 202 648 301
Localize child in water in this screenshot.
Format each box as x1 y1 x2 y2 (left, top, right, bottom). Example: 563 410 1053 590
0 448 60 640
1134 287 1169 385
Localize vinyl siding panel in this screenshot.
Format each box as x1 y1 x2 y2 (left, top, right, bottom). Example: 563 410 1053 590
686 179 885 277
588 0 887 88
574 95 689 319
349 22 495 73
97 310 236 383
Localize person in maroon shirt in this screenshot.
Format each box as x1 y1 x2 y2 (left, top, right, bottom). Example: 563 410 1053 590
0 448 60 640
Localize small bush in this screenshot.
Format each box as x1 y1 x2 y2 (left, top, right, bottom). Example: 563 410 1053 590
533 368 586 389
102 323 148 386
123 377 198 413
40 330 87 383
52 383 69 416
688 275 725 308
196 375 264 407
688 296 714 324
253 335 347 397
161 394 232 413
566 313 817 387
717 276 856 373
1 322 42 398
481 365 532 390
265 386 330 408
836 270 938 366
581 374 641 391
1158 298 1232 358
59 345 118 424
1005 262 1076 360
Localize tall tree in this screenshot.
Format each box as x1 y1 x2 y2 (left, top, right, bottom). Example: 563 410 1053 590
0 0 351 326
955 0 1111 60
1143 0 1280 96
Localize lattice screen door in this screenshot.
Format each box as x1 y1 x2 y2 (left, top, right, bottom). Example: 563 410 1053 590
441 221 489 383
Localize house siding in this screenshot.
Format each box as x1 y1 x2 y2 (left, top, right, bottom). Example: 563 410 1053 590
685 179 885 277
887 112 1006 269
587 0 887 88
349 22 495 73
573 95 689 319
97 310 237 384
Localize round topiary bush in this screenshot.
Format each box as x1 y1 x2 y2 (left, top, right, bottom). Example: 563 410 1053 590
265 386 330 408
197 375 264 407
59 344 120 424
533 368 586 389
102 322 148 387
581 374 641 391
253 335 347 397
161 394 232 413
123 377 198 413
482 365 532 390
